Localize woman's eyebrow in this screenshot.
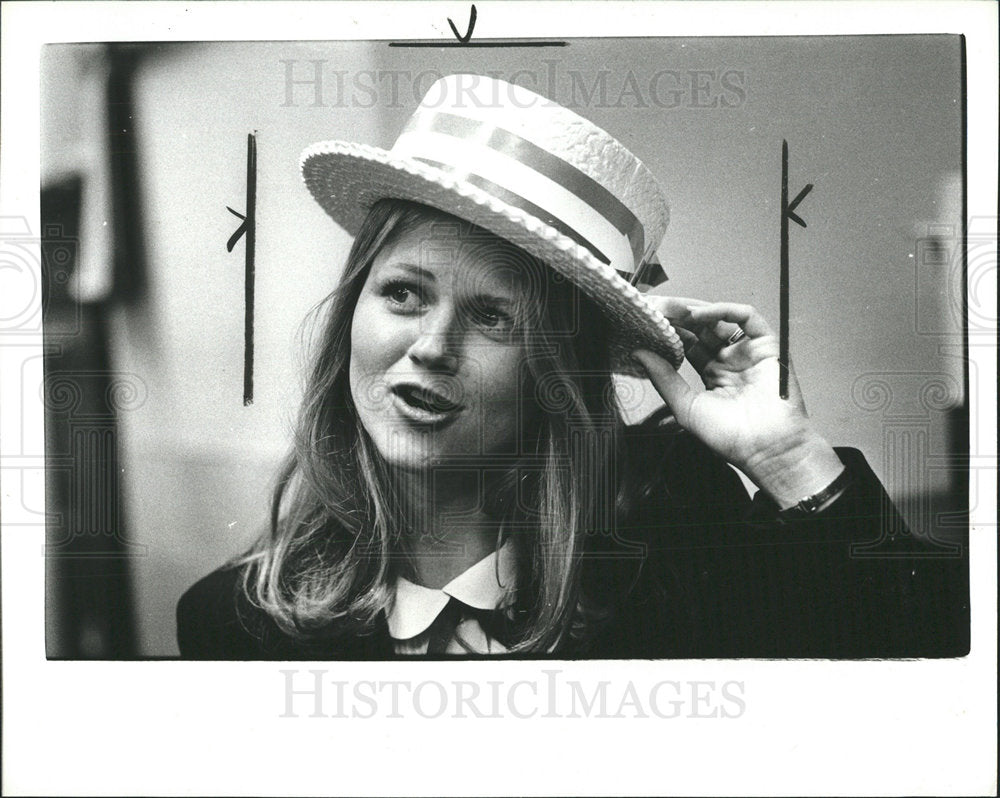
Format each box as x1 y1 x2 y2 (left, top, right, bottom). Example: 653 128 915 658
384 262 436 282
467 292 516 308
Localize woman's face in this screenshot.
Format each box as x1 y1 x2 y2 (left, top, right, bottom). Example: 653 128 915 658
349 218 537 471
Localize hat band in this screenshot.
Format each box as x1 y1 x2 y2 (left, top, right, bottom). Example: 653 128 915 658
393 110 649 275
412 156 612 266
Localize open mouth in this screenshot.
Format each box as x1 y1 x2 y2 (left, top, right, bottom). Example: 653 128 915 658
391 383 464 420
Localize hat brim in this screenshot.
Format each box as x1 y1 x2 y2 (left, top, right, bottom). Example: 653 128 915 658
300 141 685 373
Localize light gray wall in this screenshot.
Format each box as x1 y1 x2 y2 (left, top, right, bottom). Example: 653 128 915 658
43 38 964 655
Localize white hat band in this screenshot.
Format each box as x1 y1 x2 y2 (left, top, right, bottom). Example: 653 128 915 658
391 109 649 277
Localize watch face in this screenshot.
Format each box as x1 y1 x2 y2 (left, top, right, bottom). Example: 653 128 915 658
799 498 821 514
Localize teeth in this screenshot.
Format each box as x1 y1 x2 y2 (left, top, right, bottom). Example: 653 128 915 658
397 386 458 414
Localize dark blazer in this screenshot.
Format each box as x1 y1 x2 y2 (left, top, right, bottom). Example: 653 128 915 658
177 423 970 659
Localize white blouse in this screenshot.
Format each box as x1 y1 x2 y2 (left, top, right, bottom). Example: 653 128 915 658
386 540 517 655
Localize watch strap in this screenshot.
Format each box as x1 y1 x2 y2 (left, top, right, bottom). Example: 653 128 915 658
778 467 853 519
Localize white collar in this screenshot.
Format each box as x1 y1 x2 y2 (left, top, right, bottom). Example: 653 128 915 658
386 540 517 641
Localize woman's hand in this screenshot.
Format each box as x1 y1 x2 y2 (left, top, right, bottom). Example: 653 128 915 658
633 294 845 509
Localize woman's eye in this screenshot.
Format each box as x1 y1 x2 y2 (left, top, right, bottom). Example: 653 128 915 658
381 281 422 310
474 308 501 326
469 305 514 332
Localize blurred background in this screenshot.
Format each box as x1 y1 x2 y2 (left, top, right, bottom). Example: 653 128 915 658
41 37 967 657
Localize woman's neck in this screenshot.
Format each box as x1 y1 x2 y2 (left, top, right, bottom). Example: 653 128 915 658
394 467 501 589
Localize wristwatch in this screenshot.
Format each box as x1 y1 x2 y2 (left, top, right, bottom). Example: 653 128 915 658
777 467 853 520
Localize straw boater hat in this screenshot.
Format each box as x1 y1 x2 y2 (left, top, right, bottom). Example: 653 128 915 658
300 73 684 372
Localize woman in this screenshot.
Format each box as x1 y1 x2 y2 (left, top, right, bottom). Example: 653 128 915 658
178 74 966 658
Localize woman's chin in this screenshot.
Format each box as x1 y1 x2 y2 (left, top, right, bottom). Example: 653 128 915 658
382 451 438 472
364 418 521 472
368 427 449 471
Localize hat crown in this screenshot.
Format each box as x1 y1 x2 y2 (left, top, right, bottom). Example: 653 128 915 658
394 74 669 263
297 72 685 370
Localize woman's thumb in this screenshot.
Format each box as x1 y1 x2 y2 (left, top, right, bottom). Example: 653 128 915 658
631 349 694 424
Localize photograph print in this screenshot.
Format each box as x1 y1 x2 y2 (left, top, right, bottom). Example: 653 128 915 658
39 35 971 660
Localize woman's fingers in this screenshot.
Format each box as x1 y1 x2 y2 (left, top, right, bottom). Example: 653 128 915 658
690 318 745 355
675 326 700 351
631 349 696 424
679 332 717 373
642 294 709 324
686 302 774 338
675 327 718 374
644 295 773 340
644 296 763 357
646 297 780 378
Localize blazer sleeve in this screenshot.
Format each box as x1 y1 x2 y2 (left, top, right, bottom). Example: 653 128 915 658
617 424 970 658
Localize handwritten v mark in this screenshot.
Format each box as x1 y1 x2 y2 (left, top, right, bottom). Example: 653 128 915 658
448 4 477 43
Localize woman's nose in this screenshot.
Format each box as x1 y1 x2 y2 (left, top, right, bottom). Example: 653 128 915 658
406 307 460 372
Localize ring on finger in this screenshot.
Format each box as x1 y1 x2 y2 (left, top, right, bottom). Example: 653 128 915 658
726 328 747 345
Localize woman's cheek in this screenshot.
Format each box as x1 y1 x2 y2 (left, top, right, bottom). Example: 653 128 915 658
350 300 402 411
352 299 402 372
477 348 528 441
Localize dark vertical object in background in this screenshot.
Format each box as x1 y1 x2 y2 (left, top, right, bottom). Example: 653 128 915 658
44 44 150 658
43 179 138 658
779 140 789 399
106 44 149 303
947 33 971 598
956 35 970 549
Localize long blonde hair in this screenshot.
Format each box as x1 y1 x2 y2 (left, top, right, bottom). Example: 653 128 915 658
241 199 626 652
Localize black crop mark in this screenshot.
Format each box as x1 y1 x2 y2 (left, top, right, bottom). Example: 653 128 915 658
780 140 814 401
390 5 566 47
448 4 477 43
227 132 257 406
